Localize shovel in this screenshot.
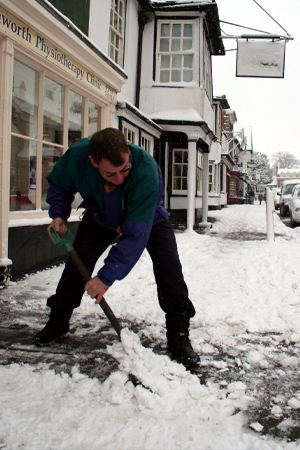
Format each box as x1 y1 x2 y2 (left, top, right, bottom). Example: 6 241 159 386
49 226 122 341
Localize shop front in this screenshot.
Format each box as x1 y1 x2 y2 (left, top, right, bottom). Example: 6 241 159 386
0 0 126 281
227 171 248 204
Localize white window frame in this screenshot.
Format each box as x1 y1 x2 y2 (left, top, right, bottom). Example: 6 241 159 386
122 123 138 145
172 148 188 195
141 132 154 156
196 151 203 195
156 19 195 85
203 27 212 101
208 164 214 193
109 0 125 68
9 54 103 218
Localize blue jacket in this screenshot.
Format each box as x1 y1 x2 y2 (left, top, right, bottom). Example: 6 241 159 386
46 139 168 286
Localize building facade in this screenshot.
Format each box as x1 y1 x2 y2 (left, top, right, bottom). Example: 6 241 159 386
0 0 126 279
0 0 226 280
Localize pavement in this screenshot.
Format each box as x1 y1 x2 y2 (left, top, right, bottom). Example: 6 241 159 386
1 216 300 442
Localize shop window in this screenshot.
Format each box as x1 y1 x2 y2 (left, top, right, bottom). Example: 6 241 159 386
88 101 101 137
42 77 65 209
157 21 194 83
10 58 102 214
10 60 39 211
109 0 125 68
173 149 188 193
10 135 36 211
68 90 84 146
229 176 237 198
43 77 64 146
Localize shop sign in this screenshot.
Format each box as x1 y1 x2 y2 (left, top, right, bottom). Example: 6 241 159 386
0 6 117 104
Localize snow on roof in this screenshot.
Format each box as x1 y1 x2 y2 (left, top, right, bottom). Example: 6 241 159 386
117 101 163 130
151 1 213 4
148 108 204 122
278 168 300 175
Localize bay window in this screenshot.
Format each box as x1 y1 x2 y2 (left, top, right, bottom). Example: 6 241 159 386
157 20 194 84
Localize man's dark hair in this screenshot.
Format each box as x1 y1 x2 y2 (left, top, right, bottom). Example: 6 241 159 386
89 128 128 166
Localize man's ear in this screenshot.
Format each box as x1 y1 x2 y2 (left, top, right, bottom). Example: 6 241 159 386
88 155 99 169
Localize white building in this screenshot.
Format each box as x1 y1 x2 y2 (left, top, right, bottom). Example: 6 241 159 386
0 0 225 281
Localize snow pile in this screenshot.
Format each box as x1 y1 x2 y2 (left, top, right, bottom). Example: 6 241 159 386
1 204 300 449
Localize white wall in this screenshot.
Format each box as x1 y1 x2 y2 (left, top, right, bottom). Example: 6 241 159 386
118 0 139 104
210 141 221 161
89 0 111 54
89 0 140 106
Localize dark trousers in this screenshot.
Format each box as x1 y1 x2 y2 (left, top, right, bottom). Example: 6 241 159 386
47 218 195 319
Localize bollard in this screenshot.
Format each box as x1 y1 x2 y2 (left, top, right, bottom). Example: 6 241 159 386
266 187 275 242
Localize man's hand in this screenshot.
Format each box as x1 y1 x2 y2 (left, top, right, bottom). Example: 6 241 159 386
47 218 67 244
85 276 109 304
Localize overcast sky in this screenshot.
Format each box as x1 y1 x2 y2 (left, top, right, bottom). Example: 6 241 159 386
212 0 300 164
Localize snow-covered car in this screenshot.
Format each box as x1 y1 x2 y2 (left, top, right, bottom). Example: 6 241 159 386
289 184 300 227
279 179 300 217
271 188 281 210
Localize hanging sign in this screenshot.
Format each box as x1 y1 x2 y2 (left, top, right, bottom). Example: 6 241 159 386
236 40 286 78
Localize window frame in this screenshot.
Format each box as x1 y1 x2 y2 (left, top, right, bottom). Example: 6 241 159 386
141 131 154 156
9 53 104 217
196 151 203 195
122 122 138 145
172 148 188 195
109 0 126 68
155 19 195 85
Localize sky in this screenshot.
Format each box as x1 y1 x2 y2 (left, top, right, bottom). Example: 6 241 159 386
2 203 300 448
212 0 300 164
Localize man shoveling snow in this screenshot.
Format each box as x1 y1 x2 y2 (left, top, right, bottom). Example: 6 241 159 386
33 128 199 366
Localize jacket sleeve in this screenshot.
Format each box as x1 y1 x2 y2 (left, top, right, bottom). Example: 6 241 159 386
97 163 160 286
97 220 152 286
46 178 77 221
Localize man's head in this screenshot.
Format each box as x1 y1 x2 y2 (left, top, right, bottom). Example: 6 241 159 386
89 128 130 185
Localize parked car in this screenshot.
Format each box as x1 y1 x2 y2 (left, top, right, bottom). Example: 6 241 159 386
271 188 281 210
289 184 300 227
279 179 300 217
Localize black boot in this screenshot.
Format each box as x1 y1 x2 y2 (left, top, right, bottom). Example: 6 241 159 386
33 308 72 347
166 312 200 366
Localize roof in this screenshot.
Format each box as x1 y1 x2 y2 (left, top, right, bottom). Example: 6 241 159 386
150 1 225 55
213 94 230 109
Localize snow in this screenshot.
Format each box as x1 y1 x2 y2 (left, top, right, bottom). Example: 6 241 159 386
149 108 204 121
0 258 12 267
151 1 213 5
236 40 286 78
2 203 300 449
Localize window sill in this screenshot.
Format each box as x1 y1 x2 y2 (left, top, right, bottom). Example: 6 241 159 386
152 81 198 88
8 209 83 228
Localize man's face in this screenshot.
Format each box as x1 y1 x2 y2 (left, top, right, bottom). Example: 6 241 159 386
89 152 131 186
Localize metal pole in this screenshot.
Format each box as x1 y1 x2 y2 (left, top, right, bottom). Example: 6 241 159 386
266 187 275 242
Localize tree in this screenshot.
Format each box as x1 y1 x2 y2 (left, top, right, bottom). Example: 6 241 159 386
271 151 300 171
250 151 273 186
